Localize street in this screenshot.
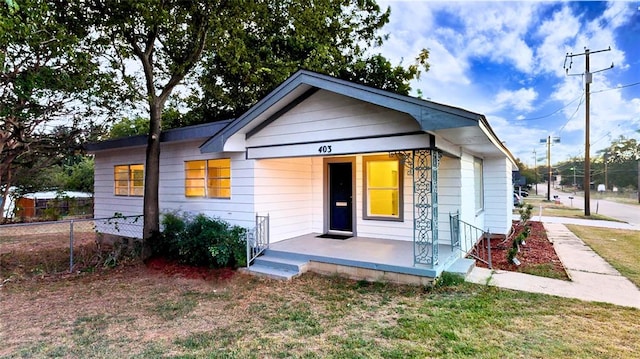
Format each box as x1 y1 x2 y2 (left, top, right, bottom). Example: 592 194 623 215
547 186 640 228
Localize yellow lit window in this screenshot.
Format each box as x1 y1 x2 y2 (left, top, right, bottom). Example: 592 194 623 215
364 156 402 220
185 159 231 198
114 164 144 196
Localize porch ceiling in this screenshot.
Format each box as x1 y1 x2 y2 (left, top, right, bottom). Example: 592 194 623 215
434 126 505 158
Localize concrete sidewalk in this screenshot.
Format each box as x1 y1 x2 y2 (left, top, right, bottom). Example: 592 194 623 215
466 222 640 309
513 214 640 230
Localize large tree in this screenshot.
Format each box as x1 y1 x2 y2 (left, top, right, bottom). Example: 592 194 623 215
603 135 640 202
77 0 223 258
76 0 428 258
0 0 107 219
186 1 427 123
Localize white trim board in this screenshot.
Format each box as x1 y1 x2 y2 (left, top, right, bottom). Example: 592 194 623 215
247 133 432 159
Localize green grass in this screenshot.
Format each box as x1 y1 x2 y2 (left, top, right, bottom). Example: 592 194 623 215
518 196 621 221
3 269 640 359
567 225 640 288
520 263 569 280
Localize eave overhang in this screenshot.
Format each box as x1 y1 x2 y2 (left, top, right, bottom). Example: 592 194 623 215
85 120 232 153
199 70 486 154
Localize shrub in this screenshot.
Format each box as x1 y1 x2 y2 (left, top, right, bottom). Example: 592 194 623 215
518 203 533 223
158 212 247 268
507 247 518 264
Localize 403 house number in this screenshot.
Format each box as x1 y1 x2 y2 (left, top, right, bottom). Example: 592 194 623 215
318 145 332 153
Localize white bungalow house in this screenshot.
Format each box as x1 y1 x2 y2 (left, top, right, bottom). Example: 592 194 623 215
87 70 517 284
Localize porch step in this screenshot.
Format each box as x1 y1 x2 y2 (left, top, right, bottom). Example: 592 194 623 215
445 258 476 278
244 254 310 280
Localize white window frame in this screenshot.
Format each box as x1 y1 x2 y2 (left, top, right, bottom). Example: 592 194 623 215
114 164 144 197
363 155 404 222
184 159 231 199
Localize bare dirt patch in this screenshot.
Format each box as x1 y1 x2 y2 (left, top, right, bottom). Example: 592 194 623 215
146 257 236 281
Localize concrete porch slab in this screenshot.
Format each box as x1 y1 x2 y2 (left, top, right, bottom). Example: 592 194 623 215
264 233 459 279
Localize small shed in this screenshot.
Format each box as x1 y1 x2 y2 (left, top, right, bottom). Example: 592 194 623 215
15 191 93 219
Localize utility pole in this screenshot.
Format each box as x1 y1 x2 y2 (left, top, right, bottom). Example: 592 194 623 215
540 136 560 201
533 149 538 195
547 136 551 201
604 153 608 191
564 47 613 216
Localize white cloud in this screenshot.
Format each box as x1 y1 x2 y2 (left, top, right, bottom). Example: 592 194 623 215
439 2 539 73
376 1 640 164
494 88 539 112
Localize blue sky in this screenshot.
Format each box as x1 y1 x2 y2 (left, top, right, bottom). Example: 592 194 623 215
377 1 640 167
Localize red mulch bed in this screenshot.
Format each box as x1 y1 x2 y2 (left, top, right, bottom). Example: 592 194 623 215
145 257 236 281
475 221 567 276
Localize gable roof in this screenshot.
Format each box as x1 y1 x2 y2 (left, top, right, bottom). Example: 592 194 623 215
199 70 516 164
85 120 232 152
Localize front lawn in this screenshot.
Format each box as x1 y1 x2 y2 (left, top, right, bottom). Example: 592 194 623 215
567 225 640 288
1 265 638 358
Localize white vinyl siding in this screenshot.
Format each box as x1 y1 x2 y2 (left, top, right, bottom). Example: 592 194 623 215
93 147 146 218
459 152 484 231
246 90 421 148
254 157 316 242
252 154 416 243
483 157 513 235
437 155 461 246
474 157 484 213
93 140 255 229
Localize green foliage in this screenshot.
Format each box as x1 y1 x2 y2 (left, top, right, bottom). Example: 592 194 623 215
513 157 539 187
11 155 94 194
506 246 518 264
1 0 110 214
61 156 94 193
187 0 430 123
159 212 246 268
107 117 149 139
107 109 193 137
436 272 465 288
518 204 533 223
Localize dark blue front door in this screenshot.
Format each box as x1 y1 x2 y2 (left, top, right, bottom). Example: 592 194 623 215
329 162 353 232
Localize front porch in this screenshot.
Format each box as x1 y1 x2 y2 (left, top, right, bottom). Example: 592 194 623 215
246 233 475 285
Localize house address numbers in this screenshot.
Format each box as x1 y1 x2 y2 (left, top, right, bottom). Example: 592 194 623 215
318 145 332 153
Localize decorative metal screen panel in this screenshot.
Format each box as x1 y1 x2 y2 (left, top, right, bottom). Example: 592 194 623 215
391 149 441 267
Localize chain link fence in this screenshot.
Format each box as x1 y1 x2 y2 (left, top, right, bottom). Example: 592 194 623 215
0 215 143 283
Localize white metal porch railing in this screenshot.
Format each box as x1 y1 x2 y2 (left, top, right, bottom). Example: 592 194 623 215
449 212 492 269
246 213 270 267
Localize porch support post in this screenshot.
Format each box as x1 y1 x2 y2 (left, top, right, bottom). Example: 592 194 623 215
413 149 441 266
391 148 441 267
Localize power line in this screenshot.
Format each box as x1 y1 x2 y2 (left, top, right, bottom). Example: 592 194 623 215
516 80 639 124
516 94 583 121
564 46 614 216
558 91 585 135
591 80 640 94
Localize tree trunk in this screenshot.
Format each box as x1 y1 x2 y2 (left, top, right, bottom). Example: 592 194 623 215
141 101 163 260
637 160 639 204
